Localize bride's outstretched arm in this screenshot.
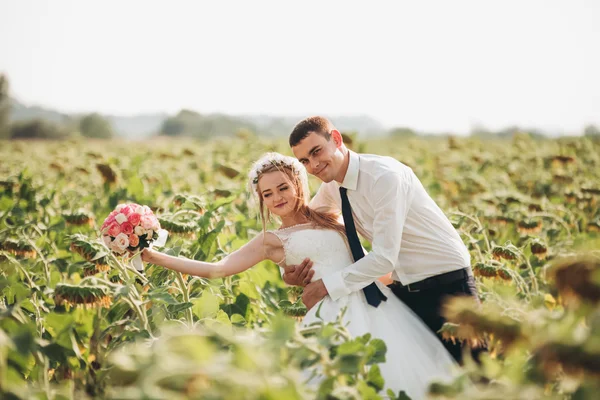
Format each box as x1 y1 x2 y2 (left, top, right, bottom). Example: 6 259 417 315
142 232 280 279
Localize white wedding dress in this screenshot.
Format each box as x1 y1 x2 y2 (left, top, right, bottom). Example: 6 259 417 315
271 223 457 399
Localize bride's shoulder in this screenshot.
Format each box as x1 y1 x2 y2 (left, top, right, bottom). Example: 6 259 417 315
259 230 286 264
261 230 283 246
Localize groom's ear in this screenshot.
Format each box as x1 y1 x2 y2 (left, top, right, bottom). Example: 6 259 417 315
331 130 343 148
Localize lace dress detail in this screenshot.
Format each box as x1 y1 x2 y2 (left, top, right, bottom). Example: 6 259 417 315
269 223 352 281
270 224 457 400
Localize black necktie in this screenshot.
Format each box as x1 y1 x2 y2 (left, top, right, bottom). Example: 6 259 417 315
339 187 387 307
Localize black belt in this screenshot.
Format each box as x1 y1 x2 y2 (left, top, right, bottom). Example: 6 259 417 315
392 268 470 293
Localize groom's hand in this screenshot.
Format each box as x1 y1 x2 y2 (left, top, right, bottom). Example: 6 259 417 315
302 280 328 310
283 258 314 287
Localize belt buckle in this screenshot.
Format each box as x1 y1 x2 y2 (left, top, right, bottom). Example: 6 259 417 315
407 283 420 293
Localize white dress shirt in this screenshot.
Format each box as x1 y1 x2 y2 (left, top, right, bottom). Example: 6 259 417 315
310 150 472 301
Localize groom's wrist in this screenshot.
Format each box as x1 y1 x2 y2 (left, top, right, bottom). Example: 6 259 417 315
322 272 350 301
318 280 329 297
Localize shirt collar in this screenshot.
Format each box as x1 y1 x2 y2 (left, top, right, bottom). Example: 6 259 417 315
341 150 359 190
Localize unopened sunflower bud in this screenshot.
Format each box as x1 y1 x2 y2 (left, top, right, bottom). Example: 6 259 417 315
473 262 498 278
517 219 542 234
492 244 519 261
54 283 112 309
530 239 548 260
63 210 94 227
0 239 36 259
96 163 117 184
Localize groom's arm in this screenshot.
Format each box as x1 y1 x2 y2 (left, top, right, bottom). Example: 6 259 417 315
322 171 413 301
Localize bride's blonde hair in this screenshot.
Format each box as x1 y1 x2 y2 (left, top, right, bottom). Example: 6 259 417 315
248 153 346 237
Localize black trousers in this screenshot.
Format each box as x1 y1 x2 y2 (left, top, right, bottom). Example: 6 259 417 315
387 271 484 364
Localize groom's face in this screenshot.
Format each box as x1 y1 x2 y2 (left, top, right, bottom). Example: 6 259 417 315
292 131 344 183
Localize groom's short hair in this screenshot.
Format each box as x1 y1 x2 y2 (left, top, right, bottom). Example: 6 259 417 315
289 116 334 147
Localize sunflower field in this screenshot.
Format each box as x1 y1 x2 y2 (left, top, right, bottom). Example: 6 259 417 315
1 133 599 399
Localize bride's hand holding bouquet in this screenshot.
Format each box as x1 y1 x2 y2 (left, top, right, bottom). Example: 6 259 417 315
101 203 167 271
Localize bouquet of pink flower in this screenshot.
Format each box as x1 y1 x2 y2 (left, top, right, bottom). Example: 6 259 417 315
100 203 167 270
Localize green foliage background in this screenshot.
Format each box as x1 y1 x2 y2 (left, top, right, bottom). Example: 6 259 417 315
1 133 600 399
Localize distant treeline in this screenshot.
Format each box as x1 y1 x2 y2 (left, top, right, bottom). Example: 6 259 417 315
388 125 600 140
1 74 599 141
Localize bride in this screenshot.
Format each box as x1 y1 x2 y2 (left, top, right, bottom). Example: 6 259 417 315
141 152 457 399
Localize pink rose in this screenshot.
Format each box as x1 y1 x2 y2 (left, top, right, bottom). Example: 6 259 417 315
102 214 116 229
121 205 133 216
128 234 140 247
121 222 134 235
128 212 142 226
107 223 121 237
141 215 155 230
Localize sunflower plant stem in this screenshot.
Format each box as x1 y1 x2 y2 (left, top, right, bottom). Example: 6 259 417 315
32 293 44 337
175 271 194 327
25 237 51 284
530 212 572 239
129 264 149 285
108 254 153 335
105 244 149 285
524 257 539 294
551 205 580 233
123 296 151 335
452 211 492 253
85 307 103 392
507 268 531 300
12 261 45 335
460 231 485 263
512 247 540 295
91 306 102 359
14 260 36 288
129 289 150 334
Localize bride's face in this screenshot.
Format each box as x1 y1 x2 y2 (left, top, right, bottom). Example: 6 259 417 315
258 170 299 217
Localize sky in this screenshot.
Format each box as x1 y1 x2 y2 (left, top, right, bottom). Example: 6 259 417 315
1 0 599 134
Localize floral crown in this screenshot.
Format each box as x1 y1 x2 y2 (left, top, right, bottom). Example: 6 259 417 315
247 152 310 204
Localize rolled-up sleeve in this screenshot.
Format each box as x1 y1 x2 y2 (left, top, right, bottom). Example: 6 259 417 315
322 171 413 300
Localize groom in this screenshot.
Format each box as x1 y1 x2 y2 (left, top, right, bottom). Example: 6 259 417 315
283 116 483 363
